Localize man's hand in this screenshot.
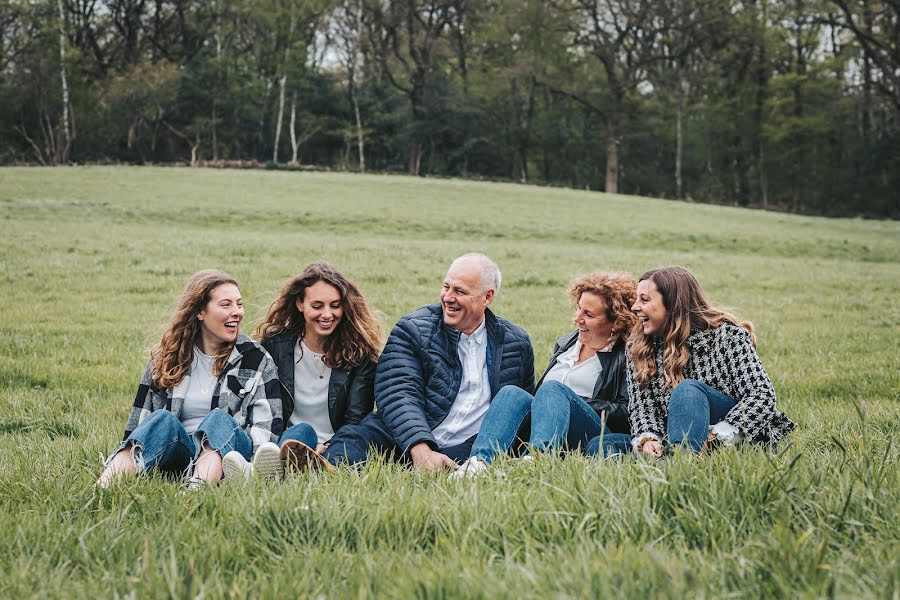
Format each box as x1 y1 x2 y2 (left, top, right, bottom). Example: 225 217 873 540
409 442 458 471
641 440 664 458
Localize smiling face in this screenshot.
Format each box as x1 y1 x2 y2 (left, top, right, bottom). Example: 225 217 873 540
573 291 615 351
297 280 344 346
440 258 494 336
197 283 243 354
633 278 667 337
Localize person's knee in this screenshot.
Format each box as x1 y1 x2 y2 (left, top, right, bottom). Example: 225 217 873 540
493 385 532 411
670 379 708 406
200 408 234 428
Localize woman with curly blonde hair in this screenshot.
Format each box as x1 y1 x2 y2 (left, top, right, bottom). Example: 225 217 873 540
453 271 637 478
588 266 794 458
97 270 282 489
223 262 383 480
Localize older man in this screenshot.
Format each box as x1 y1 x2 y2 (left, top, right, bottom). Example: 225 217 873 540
319 252 535 470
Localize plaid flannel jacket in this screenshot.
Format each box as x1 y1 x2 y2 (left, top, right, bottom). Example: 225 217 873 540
122 334 284 452
627 323 795 449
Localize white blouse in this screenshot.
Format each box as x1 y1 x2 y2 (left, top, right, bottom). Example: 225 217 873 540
542 340 603 398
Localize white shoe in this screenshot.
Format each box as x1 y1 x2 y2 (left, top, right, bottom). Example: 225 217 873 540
253 442 284 480
222 451 253 482
450 456 488 480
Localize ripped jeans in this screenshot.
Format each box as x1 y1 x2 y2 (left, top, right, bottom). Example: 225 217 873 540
110 408 252 476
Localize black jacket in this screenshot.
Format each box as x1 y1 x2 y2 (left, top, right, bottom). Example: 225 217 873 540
262 331 376 436
536 332 630 434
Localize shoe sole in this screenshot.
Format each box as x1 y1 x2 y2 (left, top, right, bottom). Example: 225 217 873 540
253 444 284 480
280 440 335 474
222 453 252 482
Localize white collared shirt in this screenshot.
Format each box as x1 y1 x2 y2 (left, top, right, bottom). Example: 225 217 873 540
431 319 491 447
542 340 603 398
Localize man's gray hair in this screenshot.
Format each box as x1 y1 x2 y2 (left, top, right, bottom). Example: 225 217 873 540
452 252 501 296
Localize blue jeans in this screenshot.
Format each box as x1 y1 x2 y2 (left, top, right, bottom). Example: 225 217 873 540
112 408 252 475
469 382 606 464
323 412 476 467
586 379 737 457
280 422 319 449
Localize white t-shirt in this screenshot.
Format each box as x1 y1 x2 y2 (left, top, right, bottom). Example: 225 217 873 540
542 340 603 398
291 340 335 444
181 348 216 435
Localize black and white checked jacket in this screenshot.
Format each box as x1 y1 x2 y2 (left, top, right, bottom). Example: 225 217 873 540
122 334 284 453
627 323 795 449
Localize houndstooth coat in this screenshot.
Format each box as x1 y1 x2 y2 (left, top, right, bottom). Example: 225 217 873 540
627 323 795 449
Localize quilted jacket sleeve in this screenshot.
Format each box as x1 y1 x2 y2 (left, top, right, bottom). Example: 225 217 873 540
721 325 778 442
375 317 434 452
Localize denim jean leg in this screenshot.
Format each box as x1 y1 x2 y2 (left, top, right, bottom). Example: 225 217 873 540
468 385 534 464
280 422 319 449
667 379 737 453
585 433 633 458
440 434 478 463
114 410 196 475
323 413 399 467
530 381 604 453
194 408 253 460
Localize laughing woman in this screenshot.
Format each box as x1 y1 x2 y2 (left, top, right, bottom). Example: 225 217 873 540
96 270 283 489
453 271 637 477
223 262 382 480
588 266 795 458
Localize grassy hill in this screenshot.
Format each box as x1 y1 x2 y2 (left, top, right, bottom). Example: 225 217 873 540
0 166 897 597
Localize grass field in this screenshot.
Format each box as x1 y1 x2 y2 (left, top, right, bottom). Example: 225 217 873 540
1 166 898 598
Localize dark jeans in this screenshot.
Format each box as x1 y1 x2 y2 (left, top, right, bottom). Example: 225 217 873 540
323 412 476 467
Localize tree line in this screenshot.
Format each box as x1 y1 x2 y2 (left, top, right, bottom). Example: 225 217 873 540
1 0 897 217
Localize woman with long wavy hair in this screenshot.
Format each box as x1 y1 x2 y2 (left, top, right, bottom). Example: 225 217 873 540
97 270 282 489
223 262 383 480
588 266 794 458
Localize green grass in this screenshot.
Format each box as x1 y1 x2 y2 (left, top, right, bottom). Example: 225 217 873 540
0 166 898 598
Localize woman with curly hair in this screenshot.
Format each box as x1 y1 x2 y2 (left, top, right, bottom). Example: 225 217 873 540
588 266 794 459
96 270 282 489
453 271 637 477
223 262 383 480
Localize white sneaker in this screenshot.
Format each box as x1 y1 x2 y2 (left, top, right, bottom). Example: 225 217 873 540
253 442 284 480
222 451 253 482
450 456 488 480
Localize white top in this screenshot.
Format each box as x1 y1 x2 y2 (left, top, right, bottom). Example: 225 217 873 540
432 319 491 448
291 339 335 444
542 340 603 398
181 348 216 435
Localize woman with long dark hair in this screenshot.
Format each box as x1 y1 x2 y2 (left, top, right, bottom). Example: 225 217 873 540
223 262 383 480
588 266 794 458
97 270 282 488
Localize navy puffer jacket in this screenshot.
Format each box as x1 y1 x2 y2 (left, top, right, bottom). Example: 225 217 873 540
375 304 535 452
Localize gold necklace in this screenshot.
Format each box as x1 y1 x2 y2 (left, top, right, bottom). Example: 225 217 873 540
298 340 328 379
